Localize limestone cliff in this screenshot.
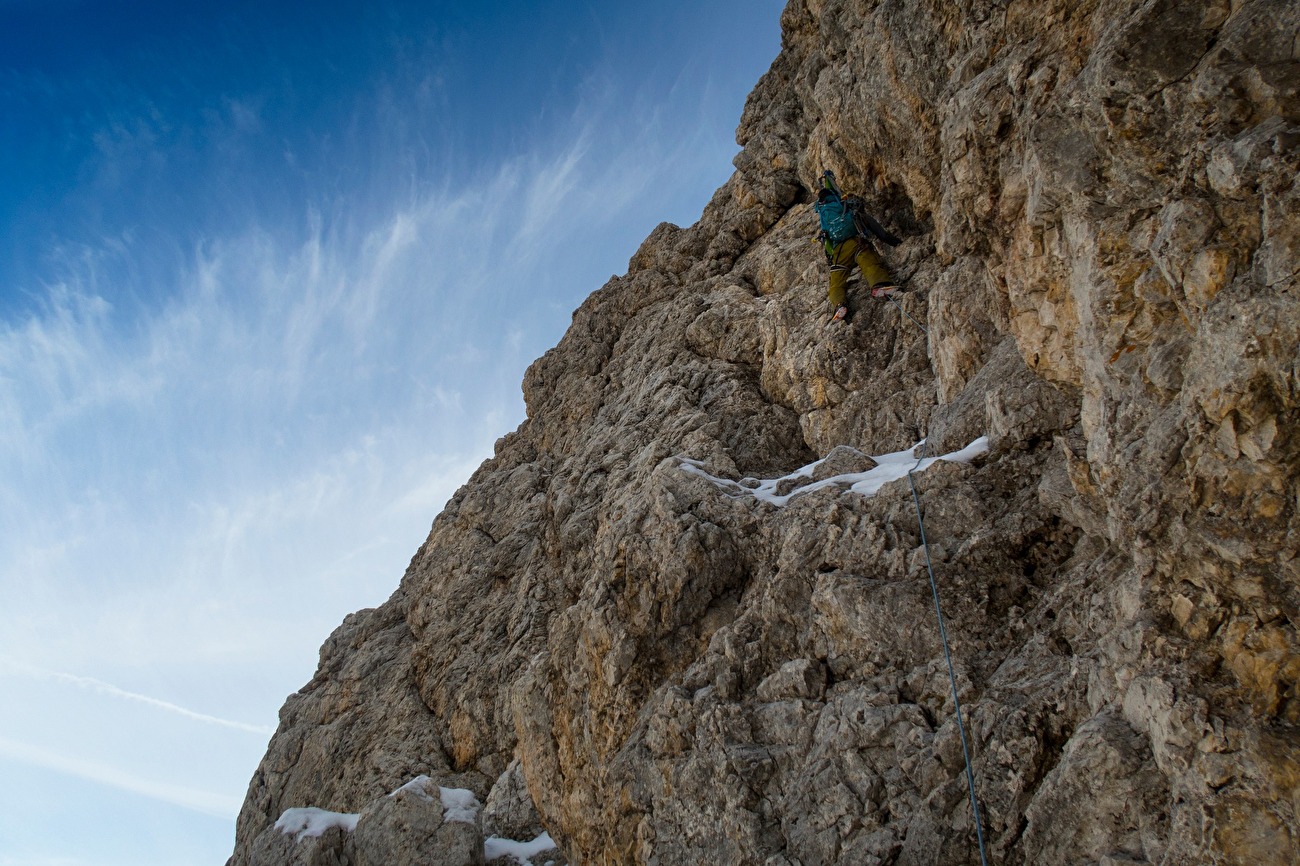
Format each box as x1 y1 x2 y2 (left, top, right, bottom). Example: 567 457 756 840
229 1 1300 863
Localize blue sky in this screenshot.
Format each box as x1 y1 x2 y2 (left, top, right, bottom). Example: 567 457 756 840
0 1 785 863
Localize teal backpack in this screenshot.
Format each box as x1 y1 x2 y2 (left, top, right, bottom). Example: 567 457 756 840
815 190 858 245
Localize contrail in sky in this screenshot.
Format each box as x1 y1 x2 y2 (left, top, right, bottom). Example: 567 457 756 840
0 659 275 735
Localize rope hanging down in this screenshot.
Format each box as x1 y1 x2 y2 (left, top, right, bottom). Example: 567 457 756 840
892 295 988 865
907 441 989 866
885 292 928 335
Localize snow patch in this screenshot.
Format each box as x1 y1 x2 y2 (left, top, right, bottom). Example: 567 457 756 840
274 806 360 840
388 775 481 823
389 774 437 800
440 786 482 824
485 832 557 865
677 436 989 507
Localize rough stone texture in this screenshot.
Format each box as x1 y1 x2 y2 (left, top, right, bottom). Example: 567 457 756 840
247 824 353 866
481 759 546 842
231 596 490 853
244 779 485 866
231 1 1300 864
352 779 485 866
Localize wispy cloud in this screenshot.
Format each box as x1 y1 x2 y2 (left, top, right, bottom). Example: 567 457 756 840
0 4 783 863
0 660 274 735
1 31 751 862
0 285 160 464
0 736 244 818
0 34 752 685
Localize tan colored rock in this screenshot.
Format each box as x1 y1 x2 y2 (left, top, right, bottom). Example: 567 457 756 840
232 1 1300 864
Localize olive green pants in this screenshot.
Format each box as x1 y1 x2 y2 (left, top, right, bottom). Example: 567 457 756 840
827 237 893 307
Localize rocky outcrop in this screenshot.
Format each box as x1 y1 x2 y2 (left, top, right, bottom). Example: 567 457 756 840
241 777 558 866
230 1 1299 864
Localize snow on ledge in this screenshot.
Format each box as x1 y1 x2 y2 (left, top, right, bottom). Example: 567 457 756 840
275 806 360 840
485 832 558 865
275 779 481 844
388 776 481 824
439 786 482 824
389 775 437 800
677 436 990 508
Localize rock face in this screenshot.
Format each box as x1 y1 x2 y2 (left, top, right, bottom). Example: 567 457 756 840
230 1 1300 864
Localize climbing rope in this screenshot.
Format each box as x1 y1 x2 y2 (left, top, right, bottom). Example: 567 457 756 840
906 444 990 866
884 291 928 335
884 291 986 865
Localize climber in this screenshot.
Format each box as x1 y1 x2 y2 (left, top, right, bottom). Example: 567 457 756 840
814 170 902 323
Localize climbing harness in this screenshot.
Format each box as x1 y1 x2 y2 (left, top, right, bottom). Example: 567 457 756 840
888 290 988 865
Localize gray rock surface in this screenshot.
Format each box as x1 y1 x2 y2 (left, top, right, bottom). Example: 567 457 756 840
352 779 484 866
481 759 546 843
231 1 1300 864
244 778 500 866
248 823 353 866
